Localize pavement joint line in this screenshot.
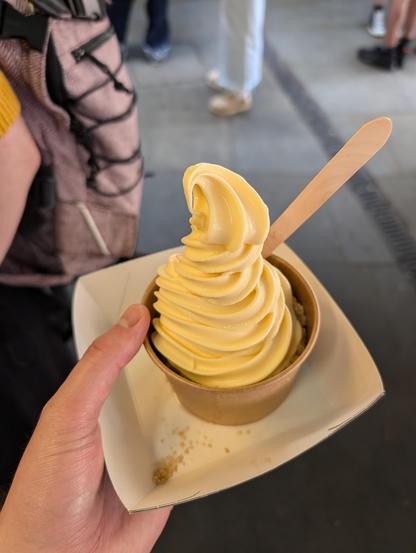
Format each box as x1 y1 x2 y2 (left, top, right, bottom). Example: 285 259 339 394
264 38 416 288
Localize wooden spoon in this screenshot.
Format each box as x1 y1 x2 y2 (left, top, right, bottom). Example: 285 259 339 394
262 116 392 259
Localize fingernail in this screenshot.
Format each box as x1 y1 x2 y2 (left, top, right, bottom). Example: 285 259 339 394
119 304 147 328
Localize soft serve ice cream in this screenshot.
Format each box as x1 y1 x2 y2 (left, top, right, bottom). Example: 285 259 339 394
151 163 304 388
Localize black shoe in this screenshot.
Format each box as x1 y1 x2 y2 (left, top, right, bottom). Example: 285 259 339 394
396 38 412 68
357 46 399 70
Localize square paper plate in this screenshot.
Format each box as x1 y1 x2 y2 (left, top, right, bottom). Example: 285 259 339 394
73 245 384 512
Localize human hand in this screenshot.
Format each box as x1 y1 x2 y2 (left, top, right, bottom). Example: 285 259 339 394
0 304 171 553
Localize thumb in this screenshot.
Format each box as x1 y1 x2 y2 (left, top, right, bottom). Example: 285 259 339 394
45 304 150 430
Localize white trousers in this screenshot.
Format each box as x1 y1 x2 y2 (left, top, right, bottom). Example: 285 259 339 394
217 0 267 93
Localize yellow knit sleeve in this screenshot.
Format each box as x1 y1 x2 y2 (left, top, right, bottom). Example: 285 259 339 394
0 71 21 139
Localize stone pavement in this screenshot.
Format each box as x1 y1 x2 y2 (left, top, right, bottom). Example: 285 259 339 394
125 1 416 551
267 0 416 242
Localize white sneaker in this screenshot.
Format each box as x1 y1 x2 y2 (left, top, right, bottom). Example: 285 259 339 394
206 70 226 92
367 8 386 38
209 91 252 117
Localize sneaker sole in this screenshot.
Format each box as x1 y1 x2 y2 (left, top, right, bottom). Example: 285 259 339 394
366 26 386 38
209 104 252 117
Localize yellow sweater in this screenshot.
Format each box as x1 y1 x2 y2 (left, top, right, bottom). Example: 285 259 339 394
0 70 21 138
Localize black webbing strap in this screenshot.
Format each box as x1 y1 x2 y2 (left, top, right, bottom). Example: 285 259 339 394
0 0 48 51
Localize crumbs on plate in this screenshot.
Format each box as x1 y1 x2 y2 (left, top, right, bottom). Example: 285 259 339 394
153 454 184 485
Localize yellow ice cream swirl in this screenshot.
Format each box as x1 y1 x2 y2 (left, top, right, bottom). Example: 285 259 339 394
152 163 303 388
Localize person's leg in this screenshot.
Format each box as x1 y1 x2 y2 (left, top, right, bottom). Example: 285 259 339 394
0 285 75 491
384 0 409 46
107 0 134 44
209 0 266 116
218 0 266 93
394 0 416 61
145 0 170 47
142 0 171 61
402 0 416 37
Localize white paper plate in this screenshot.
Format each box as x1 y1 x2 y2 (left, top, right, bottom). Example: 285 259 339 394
73 244 384 512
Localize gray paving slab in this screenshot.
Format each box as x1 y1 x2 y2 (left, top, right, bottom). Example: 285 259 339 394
265 0 416 242
384 114 416 175
129 44 205 89
324 186 394 264
138 172 189 252
377 175 416 239
397 70 416 111
320 112 416 242
229 73 328 176
311 262 416 372
140 112 230 173
136 82 218 128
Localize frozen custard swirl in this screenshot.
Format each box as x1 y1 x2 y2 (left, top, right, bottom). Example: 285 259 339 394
152 163 303 388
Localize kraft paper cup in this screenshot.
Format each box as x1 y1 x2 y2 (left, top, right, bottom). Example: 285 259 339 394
143 255 320 426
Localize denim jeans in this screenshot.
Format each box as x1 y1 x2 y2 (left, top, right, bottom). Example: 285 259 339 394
107 0 169 47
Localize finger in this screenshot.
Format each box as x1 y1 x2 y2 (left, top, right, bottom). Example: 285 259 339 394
45 304 150 428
